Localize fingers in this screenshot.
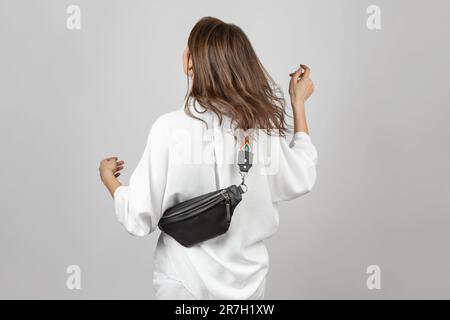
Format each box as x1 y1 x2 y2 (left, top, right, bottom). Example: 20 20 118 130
288 64 315 103
114 160 125 172
300 64 310 78
101 157 124 165
113 163 124 179
289 64 311 79
289 66 303 93
292 67 304 80
99 157 125 171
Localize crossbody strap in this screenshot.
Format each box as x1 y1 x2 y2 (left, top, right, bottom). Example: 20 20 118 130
237 135 253 193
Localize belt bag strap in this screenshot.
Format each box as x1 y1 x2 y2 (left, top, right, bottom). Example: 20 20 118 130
237 135 253 193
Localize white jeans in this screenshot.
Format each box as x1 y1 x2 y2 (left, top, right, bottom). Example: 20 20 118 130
153 271 266 300
153 272 197 300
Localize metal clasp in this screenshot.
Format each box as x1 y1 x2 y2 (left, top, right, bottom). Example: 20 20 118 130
239 172 248 193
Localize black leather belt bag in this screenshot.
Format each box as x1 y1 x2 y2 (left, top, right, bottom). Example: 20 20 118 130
158 136 253 247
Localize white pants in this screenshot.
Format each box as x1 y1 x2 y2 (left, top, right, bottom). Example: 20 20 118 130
153 272 266 300
153 272 197 300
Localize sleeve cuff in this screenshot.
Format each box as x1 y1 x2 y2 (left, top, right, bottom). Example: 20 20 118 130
293 131 311 142
113 185 126 199
113 185 129 224
290 132 318 164
289 131 312 147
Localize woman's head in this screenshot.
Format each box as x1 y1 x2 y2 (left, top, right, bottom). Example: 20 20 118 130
183 17 287 136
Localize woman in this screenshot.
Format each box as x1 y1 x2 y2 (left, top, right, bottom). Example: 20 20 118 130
99 17 317 300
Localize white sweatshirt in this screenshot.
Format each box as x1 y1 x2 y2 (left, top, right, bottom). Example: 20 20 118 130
113 100 318 299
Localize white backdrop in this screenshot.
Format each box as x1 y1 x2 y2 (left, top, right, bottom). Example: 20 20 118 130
1 0 449 299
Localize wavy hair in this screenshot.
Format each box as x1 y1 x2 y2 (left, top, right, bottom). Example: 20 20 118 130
185 17 288 136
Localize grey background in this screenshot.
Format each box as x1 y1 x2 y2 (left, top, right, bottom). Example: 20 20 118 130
1 0 449 299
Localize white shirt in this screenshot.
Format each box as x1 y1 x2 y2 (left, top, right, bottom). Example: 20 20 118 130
113 100 318 299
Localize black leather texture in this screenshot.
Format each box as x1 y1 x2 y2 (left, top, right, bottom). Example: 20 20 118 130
158 185 243 247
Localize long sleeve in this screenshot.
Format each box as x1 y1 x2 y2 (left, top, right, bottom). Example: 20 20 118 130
113 117 168 237
267 132 318 203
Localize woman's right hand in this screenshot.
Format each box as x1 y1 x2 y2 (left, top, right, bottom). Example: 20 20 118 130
99 157 124 181
289 64 314 109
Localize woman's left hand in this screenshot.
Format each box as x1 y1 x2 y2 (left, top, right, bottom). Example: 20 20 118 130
99 157 124 181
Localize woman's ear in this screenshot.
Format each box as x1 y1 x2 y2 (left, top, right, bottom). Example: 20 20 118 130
183 47 194 77
182 47 189 76
187 52 194 78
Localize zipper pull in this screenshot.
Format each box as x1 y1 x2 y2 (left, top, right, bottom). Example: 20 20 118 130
223 192 231 222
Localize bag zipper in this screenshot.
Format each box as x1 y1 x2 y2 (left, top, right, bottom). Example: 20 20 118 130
161 190 226 220
222 191 231 222
160 189 229 225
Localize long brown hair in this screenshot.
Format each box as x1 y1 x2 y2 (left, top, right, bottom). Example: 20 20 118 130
185 17 288 136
